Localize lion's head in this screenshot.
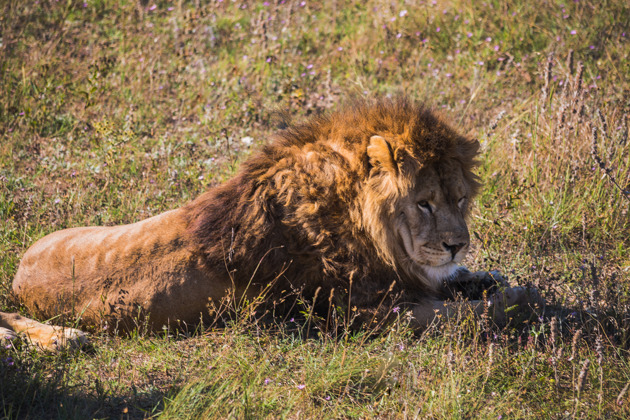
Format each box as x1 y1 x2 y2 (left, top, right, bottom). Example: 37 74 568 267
357 100 481 292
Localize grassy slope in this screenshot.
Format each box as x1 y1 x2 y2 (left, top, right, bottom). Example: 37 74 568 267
1 0 629 418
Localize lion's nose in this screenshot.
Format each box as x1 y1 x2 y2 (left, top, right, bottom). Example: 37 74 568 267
443 242 466 259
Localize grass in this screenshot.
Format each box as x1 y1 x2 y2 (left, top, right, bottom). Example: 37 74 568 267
1 0 629 418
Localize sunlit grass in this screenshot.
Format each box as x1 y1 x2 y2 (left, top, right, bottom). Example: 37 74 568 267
1 0 629 418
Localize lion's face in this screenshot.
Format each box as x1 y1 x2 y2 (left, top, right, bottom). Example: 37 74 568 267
393 162 471 287
365 134 477 291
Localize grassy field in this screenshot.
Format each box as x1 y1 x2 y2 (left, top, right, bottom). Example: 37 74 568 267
1 0 630 418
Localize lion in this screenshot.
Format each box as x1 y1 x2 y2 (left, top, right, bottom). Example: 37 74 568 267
1 97 543 350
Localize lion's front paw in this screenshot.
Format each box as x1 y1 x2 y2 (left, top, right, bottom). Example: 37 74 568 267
468 270 510 291
445 269 510 300
484 270 510 288
488 286 545 326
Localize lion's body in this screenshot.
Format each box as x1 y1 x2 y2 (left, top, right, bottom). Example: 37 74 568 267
12 209 229 330
2 98 542 349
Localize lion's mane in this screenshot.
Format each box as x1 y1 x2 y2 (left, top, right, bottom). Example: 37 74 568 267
184 97 480 314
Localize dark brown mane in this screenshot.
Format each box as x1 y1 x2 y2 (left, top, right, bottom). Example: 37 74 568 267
183 96 481 313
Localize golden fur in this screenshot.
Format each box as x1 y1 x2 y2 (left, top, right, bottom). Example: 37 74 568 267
2 97 542 349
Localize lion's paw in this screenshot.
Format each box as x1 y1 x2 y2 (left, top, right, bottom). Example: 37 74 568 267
446 269 510 300
485 270 510 288
504 286 545 309
488 286 545 326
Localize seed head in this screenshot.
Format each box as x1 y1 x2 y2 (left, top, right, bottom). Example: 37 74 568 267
576 359 591 393
569 329 582 361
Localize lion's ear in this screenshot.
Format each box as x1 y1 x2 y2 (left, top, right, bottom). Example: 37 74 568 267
456 137 481 164
367 135 397 174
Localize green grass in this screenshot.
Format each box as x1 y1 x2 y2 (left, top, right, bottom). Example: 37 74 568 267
1 0 630 418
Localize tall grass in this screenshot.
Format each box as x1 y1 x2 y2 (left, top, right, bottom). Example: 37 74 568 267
1 0 629 418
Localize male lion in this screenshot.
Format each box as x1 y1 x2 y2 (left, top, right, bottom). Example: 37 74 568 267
1 98 542 350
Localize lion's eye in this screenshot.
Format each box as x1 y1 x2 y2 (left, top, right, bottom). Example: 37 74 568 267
418 201 433 213
458 197 467 208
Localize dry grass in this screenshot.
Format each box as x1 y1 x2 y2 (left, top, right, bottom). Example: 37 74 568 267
1 0 630 418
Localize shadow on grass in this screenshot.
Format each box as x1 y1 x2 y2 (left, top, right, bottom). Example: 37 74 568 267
543 304 630 349
1 361 171 420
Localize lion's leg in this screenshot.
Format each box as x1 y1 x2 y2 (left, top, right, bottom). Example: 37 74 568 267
0 311 87 351
412 286 544 329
